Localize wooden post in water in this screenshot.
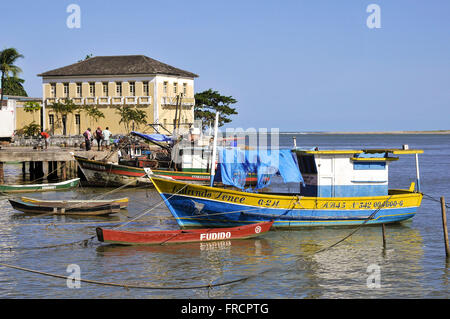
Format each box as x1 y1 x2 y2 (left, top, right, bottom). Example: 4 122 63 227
381 224 387 249
440 197 450 258
0 162 4 184
61 161 67 180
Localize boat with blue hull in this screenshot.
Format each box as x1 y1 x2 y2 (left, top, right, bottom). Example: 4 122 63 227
146 147 424 229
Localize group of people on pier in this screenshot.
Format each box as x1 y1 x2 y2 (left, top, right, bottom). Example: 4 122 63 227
83 127 112 151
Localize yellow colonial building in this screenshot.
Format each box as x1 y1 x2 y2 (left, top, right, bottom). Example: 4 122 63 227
37 55 198 135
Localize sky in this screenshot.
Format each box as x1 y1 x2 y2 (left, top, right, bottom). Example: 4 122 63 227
1 0 449 132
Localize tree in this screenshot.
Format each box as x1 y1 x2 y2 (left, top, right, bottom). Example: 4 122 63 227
2 76 27 96
23 101 42 123
78 54 93 62
49 99 78 135
194 89 238 129
116 106 147 134
0 48 24 103
82 104 105 128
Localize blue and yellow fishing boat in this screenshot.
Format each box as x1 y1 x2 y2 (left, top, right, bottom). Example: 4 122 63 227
146 147 423 229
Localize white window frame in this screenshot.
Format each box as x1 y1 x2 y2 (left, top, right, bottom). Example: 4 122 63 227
116 82 122 96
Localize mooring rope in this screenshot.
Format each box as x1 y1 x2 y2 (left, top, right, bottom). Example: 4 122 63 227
312 195 393 255
423 193 450 209
0 261 253 291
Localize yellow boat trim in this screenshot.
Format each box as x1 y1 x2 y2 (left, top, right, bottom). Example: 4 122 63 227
150 177 423 211
350 157 399 162
294 149 423 155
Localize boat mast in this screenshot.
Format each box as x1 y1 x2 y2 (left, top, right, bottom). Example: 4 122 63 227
209 112 220 187
415 153 421 192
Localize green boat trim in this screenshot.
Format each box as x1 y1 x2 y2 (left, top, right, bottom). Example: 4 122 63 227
0 178 80 193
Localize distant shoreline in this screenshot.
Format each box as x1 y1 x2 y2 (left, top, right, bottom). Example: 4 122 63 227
280 130 450 135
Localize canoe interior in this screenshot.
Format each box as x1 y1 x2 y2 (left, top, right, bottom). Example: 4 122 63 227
8 199 121 216
20 196 129 209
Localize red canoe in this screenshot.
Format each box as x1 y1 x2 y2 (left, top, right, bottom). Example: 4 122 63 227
96 221 273 245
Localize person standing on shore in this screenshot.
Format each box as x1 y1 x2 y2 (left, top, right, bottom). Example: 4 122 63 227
102 127 112 150
94 127 103 151
40 130 50 150
83 128 92 151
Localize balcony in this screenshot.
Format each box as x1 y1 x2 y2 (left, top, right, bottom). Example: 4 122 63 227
124 96 137 105
161 96 195 108
138 96 151 105
98 97 110 105
45 96 153 107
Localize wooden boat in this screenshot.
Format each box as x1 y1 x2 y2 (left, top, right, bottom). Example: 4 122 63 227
19 196 129 209
146 148 424 229
74 156 259 187
0 178 80 193
95 221 274 245
9 198 121 216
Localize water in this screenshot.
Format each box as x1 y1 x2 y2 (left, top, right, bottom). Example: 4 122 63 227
0 134 448 299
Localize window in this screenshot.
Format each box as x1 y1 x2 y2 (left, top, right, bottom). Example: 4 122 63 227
49 114 55 134
173 82 178 94
296 154 317 174
63 83 69 97
116 82 122 96
76 83 81 97
50 84 56 97
89 82 95 97
75 114 81 135
163 81 168 94
102 82 108 96
183 83 187 95
62 115 67 135
129 82 135 96
143 81 149 96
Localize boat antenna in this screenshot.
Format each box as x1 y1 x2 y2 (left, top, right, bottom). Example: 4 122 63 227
209 112 220 187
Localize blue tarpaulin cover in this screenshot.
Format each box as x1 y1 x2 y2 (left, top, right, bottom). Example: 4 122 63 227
131 131 172 142
215 148 304 190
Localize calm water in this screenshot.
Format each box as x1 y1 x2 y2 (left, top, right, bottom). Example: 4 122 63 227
0 134 448 299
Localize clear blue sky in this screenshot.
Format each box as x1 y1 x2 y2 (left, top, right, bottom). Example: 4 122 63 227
1 0 449 132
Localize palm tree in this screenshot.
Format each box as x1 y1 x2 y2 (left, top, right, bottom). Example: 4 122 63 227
0 48 24 104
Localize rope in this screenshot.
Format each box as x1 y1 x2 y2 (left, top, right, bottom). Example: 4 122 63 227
312 195 393 255
0 262 253 290
423 193 450 209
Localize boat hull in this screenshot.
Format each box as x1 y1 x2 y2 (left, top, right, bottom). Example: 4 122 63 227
75 156 258 187
150 177 423 229
96 221 273 245
20 196 129 209
9 199 121 216
0 178 80 193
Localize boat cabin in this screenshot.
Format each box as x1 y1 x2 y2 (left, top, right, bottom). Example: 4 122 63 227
293 148 423 197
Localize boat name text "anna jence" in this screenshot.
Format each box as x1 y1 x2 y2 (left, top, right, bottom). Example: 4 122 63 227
172 186 247 204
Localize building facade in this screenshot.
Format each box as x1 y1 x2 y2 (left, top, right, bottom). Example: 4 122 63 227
37 55 198 135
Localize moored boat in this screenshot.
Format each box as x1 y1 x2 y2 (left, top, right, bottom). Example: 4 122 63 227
9 198 121 216
75 156 260 187
146 147 424 229
0 178 80 193
20 196 129 209
95 221 273 245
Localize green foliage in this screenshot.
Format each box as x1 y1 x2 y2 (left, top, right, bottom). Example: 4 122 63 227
50 98 78 115
2 76 27 96
24 101 42 123
82 104 105 127
116 106 147 133
22 122 41 137
48 99 79 134
78 54 93 62
194 89 238 129
0 48 24 101
24 101 41 113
